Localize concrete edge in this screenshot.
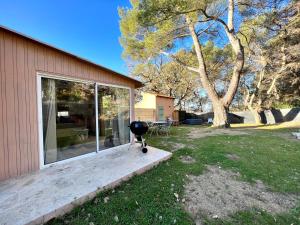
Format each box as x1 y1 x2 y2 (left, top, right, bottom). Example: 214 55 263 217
26 151 172 225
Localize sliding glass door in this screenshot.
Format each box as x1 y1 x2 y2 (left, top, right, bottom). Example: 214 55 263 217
41 76 131 165
98 85 130 150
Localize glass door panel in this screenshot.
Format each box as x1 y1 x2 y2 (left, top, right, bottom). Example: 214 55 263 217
41 77 96 164
97 85 130 150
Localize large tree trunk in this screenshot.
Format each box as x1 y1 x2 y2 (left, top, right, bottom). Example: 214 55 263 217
212 102 230 127
184 0 244 128
249 106 262 124
187 17 229 127
243 60 266 125
187 18 234 127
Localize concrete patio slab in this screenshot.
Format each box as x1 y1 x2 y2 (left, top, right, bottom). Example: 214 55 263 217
0 144 171 225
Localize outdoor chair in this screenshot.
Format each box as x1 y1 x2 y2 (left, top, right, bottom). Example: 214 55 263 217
146 121 158 136
159 121 172 136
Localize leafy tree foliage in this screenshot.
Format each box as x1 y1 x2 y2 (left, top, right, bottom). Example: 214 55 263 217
120 0 244 127
119 0 298 125
238 0 299 123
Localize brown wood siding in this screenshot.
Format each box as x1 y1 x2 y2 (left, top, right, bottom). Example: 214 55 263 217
0 29 137 181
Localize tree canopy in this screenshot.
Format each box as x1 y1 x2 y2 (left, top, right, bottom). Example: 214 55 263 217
235 1 300 123
119 0 299 125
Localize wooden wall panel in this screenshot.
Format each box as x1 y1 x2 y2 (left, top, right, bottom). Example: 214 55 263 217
28 44 38 171
0 31 6 178
12 37 20 176
4 34 18 177
0 28 139 181
27 40 36 170
25 42 33 172
156 96 175 121
16 38 28 174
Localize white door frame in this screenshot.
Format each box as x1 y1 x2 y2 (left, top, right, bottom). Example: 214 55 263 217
36 72 133 169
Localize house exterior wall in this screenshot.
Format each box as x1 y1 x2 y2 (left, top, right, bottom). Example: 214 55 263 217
135 92 156 109
156 96 174 121
135 108 156 121
0 28 138 181
135 93 174 121
135 92 157 121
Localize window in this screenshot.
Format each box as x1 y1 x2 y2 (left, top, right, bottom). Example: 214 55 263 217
158 106 164 121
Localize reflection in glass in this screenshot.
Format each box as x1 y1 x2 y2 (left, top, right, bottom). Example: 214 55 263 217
98 86 130 149
42 78 96 164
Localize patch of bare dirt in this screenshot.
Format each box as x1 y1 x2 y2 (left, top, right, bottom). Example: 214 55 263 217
184 166 299 224
226 154 240 161
188 128 248 139
161 141 186 152
170 142 185 152
172 143 186 152
179 155 196 164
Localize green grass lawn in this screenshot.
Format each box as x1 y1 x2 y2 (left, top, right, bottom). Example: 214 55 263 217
47 124 300 225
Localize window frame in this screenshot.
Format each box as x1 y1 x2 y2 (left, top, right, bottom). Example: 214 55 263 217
37 72 132 169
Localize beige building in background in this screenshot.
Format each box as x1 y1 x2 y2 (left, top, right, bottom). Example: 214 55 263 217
135 92 175 121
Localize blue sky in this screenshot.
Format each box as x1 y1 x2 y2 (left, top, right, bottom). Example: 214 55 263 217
0 0 131 75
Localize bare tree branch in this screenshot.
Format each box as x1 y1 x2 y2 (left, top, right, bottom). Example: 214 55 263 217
160 51 199 73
